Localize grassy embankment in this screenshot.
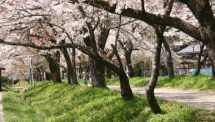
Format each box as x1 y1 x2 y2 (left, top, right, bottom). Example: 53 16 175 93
107 75 215 91
1 81 215 122
1 85 43 122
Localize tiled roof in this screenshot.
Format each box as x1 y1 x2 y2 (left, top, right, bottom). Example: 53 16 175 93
178 44 207 54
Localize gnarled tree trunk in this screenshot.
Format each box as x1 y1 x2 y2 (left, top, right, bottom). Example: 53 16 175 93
146 27 163 114
44 51 61 83
84 34 107 87
112 43 133 100
61 47 78 85
119 72 133 100
90 59 106 87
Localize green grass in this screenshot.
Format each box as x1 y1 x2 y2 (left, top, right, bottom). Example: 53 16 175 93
2 87 43 122
106 75 215 91
14 81 31 88
1 81 213 121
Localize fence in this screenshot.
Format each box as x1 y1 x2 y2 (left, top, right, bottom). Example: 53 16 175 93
176 67 212 76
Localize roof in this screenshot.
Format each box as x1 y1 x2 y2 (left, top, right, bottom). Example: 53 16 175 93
177 44 207 54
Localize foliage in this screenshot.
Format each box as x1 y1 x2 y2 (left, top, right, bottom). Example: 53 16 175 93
106 75 215 91
1 81 211 121
133 61 144 76
2 77 10 85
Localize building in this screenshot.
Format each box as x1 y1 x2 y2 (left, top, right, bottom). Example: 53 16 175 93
176 44 211 75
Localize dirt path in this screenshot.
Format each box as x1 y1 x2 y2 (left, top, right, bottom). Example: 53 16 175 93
0 92 4 122
108 85 215 111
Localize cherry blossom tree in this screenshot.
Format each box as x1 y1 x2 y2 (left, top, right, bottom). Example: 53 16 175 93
0 0 134 99
82 0 215 79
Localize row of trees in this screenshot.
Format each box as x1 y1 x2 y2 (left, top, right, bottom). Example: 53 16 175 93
0 0 214 114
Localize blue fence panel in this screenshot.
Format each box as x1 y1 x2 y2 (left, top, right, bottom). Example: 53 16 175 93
191 67 212 76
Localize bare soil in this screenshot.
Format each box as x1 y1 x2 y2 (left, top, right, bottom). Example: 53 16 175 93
108 85 215 110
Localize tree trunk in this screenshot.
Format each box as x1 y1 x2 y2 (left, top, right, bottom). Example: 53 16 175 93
84 36 106 87
106 52 114 78
67 69 71 84
145 0 173 112
62 51 71 84
112 45 134 99
195 44 204 76
126 56 135 77
45 51 61 83
207 43 215 79
89 58 95 84
111 31 134 100
208 44 215 79
91 59 106 87
118 39 135 78
61 48 78 85
212 64 215 79
146 27 162 114
119 72 133 100
72 48 78 83
106 66 112 78
79 63 83 79
163 39 174 78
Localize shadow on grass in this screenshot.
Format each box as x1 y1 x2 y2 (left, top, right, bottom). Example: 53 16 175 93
24 82 51 98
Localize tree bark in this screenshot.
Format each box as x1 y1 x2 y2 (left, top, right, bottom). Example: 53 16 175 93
44 51 61 83
74 4 132 99
195 44 204 76
61 48 78 85
207 43 215 79
112 43 133 100
163 39 174 78
79 63 83 79
84 36 107 87
146 27 163 114
212 63 215 79
106 67 112 78
72 48 77 82
91 60 106 87
208 43 215 79
119 72 133 100
106 52 114 78
126 55 135 77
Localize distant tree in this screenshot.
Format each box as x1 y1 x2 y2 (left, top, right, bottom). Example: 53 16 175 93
195 44 205 76
42 51 61 83
61 40 78 84
118 39 135 77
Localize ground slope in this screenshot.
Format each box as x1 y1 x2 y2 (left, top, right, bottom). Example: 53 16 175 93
2 81 214 121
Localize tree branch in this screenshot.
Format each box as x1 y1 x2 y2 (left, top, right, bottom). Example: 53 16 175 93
82 0 202 41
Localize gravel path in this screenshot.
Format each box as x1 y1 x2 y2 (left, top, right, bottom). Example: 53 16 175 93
108 85 215 111
0 92 4 122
